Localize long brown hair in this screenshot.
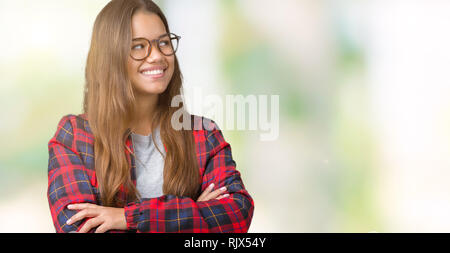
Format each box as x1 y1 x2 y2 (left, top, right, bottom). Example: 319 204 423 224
83 0 200 207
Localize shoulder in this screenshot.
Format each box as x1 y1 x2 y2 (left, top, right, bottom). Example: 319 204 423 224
190 114 221 132
50 113 93 148
54 113 92 135
49 113 95 170
189 114 228 152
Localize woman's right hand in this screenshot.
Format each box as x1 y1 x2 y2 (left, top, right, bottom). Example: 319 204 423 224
197 183 229 202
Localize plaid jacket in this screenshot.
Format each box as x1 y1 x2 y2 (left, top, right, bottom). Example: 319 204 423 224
47 114 254 233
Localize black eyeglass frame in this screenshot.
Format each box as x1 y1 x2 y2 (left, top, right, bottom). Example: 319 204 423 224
130 32 181 61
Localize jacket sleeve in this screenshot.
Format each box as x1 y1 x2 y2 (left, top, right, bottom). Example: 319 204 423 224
124 120 255 233
47 115 98 233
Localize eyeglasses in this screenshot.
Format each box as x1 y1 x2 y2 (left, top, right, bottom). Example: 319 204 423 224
130 33 181 61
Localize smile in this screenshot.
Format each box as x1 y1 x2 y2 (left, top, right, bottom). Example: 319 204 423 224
139 68 166 79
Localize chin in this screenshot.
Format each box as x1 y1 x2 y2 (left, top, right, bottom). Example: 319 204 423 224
137 82 169 95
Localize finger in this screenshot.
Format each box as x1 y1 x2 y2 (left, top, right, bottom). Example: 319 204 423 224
79 217 103 233
204 186 227 201
67 203 97 210
67 208 97 225
216 194 230 200
95 223 110 233
197 183 215 202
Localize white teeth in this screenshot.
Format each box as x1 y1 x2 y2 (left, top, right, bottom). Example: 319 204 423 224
141 69 164 75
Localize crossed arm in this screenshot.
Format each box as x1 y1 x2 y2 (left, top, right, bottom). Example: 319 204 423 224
64 183 230 233
47 115 254 233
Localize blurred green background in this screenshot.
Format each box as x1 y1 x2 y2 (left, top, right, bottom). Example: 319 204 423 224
1 0 450 232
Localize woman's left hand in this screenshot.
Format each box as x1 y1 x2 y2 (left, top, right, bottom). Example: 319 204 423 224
66 203 127 233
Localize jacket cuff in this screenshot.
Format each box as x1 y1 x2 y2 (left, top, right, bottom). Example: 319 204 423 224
124 201 142 231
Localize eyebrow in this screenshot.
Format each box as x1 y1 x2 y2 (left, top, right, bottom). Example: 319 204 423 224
132 33 168 41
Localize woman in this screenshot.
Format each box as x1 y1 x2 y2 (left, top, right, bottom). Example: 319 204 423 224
47 0 254 233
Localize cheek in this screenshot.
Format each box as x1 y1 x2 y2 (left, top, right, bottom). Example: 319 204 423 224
127 59 138 78
127 58 139 71
166 57 176 79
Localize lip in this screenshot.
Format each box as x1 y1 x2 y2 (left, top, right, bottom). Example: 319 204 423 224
139 66 167 80
139 66 167 72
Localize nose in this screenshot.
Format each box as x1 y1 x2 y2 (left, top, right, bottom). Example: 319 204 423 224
145 42 165 63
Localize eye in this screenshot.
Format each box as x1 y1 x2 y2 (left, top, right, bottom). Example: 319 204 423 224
132 44 144 50
159 40 170 47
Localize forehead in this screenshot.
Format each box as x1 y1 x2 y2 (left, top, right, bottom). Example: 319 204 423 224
131 10 167 40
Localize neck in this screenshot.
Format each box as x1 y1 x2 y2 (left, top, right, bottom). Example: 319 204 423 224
130 94 159 136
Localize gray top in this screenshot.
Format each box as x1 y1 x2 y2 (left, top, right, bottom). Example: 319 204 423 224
131 127 165 199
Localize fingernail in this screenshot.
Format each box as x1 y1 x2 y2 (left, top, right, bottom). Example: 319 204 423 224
223 194 230 197
66 219 72 225
209 183 214 188
220 186 227 191
67 204 73 209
